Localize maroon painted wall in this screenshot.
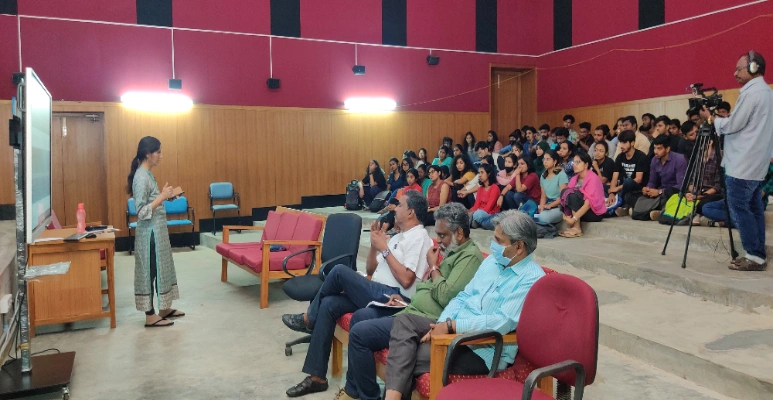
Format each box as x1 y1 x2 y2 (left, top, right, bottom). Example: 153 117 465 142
3 0 772 113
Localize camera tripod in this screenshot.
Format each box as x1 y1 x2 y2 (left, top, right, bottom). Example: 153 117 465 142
661 120 738 268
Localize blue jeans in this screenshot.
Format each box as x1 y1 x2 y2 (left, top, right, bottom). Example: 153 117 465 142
472 210 496 230
504 191 530 210
621 178 642 208
701 200 733 227
302 265 401 378
725 176 766 260
345 315 398 400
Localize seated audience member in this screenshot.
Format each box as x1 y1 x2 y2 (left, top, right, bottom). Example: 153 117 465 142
486 130 503 153
500 156 540 213
667 119 683 152
641 113 656 139
439 166 450 181
283 192 432 398
424 166 452 225
557 139 576 178
462 132 480 163
432 146 453 168
577 122 595 152
381 169 423 214
590 124 616 160
475 141 505 170
418 148 429 165
469 164 501 230
591 140 615 193
538 150 570 224
685 140 723 225
359 160 388 206
687 108 701 125
496 154 519 187
533 141 550 176
442 136 454 149
340 203 485 400
523 126 540 156
563 114 579 144
699 200 732 227
607 130 650 216
499 131 522 155
538 124 552 147
386 157 406 192
417 164 432 195
450 154 478 208
559 151 606 237
378 210 546 400
716 101 732 118
614 116 651 158
637 135 687 221
647 115 671 159
452 144 464 157
554 127 569 146
677 121 698 158
401 157 414 175
405 150 424 168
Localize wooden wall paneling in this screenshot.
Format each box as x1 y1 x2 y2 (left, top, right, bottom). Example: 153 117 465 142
332 111 365 184
103 104 128 235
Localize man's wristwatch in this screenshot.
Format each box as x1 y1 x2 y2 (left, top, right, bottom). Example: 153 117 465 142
446 318 454 334
381 249 391 259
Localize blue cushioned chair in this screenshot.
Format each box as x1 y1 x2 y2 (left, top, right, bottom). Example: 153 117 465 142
209 182 241 234
163 196 196 250
126 198 138 255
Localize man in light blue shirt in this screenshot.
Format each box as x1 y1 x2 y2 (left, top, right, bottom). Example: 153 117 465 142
380 210 545 400
701 51 773 271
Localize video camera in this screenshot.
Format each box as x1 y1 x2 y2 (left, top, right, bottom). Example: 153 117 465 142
687 83 723 113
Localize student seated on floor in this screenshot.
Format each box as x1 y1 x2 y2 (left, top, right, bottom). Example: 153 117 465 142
359 159 388 206
591 140 615 195
486 130 503 153
683 139 723 225
418 148 429 165
677 120 698 160
386 157 406 192
379 169 423 214
533 141 550 176
424 165 452 226
338 203 485 400
634 135 687 221
556 137 576 179
282 192 432 398
432 145 453 168
475 141 504 170
607 130 650 217
452 144 464 157
498 131 522 156
499 155 540 213
449 154 478 209
417 164 431 195
538 149 569 225
523 126 540 157
462 131 479 163
559 150 607 238
614 116 651 158
374 211 545 400
469 163 501 230
442 136 454 149
576 122 595 152
590 124 615 157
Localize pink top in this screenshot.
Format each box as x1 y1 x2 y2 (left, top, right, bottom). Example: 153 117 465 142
568 170 606 216
492 141 503 152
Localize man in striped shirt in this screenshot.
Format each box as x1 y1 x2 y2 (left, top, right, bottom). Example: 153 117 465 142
381 210 546 400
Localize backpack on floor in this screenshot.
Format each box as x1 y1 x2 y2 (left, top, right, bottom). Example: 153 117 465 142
658 194 698 225
368 190 391 212
344 180 362 210
631 195 662 221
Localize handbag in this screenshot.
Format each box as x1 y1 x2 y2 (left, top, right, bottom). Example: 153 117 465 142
631 195 662 220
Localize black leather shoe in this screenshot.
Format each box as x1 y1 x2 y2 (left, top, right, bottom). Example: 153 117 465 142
286 376 328 397
282 313 313 333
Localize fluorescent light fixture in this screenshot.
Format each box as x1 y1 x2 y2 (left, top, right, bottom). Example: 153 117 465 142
344 97 397 113
121 91 193 113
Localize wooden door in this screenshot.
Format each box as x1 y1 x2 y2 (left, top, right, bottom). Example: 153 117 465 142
490 68 537 136
51 114 107 226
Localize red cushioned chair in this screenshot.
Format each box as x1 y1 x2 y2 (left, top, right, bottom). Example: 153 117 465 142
435 273 599 400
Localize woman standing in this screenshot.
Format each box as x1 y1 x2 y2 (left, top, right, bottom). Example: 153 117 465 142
559 151 606 238
127 136 183 328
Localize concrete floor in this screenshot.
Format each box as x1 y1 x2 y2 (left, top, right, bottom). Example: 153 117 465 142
16 246 736 399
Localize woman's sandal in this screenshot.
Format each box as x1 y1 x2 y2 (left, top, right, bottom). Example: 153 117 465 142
161 309 186 318
145 318 174 328
561 229 583 238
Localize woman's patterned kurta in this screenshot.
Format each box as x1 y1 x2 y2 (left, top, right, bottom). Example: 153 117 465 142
132 167 179 311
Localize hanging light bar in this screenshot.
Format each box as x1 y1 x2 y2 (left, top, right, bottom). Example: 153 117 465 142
121 91 193 113
344 97 396 113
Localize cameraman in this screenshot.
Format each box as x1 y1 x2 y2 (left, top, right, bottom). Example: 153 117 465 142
700 51 773 271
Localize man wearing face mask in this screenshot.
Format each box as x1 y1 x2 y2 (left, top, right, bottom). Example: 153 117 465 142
336 203 484 400
378 210 545 400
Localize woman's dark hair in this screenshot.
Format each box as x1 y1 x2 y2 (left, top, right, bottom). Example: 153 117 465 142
595 124 611 139
462 131 476 153
401 157 414 170
487 130 499 151
481 155 495 166
389 157 404 179
595 140 609 156
574 149 593 169
438 145 450 158
453 144 464 155
363 159 386 183
542 149 562 179
405 168 419 182
478 163 497 187
518 155 536 174
418 148 428 162
450 154 475 181
504 153 518 169
127 136 161 195
559 141 576 162
416 163 428 177
439 165 450 180
510 129 523 143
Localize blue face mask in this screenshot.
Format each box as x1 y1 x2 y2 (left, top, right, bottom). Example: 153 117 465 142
490 240 516 266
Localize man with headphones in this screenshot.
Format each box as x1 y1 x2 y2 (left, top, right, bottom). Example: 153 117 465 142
701 51 773 271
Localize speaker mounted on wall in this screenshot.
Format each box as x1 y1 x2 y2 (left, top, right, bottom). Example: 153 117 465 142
426 55 440 66
266 78 281 89
168 79 182 90
352 65 366 75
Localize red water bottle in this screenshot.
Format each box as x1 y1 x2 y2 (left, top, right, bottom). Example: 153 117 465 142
76 203 86 233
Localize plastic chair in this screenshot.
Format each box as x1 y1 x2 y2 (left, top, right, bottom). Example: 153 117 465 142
436 273 599 400
281 213 362 356
163 196 196 250
126 198 138 255
209 182 241 234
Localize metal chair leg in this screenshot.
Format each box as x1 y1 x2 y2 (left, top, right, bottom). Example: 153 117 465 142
284 334 312 356
212 211 216 235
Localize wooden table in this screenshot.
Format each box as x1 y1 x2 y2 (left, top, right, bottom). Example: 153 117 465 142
26 228 116 337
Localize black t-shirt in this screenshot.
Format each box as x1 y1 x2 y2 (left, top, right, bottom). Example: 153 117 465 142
614 150 650 185
595 157 615 183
